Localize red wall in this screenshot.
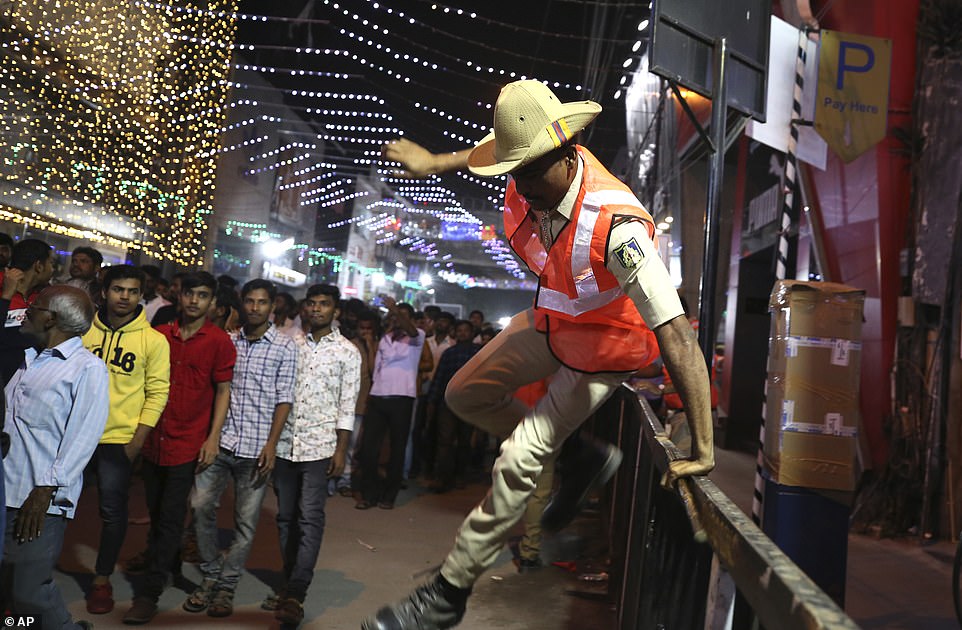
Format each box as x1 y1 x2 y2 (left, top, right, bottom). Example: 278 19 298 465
805 0 918 468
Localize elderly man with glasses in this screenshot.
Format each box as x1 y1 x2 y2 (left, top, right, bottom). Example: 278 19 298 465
0 285 108 630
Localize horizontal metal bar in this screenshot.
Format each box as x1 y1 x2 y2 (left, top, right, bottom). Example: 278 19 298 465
631 391 859 630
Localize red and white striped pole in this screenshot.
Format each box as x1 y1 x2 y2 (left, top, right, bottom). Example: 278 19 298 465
752 27 809 527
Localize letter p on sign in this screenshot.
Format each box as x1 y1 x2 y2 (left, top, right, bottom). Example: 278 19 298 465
836 41 875 89
815 30 891 163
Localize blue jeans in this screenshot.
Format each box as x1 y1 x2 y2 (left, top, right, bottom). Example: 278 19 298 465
273 457 329 602
192 448 268 592
89 443 135 577
1 511 84 630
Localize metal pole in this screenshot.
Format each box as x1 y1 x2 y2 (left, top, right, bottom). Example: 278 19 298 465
752 28 810 528
697 37 727 367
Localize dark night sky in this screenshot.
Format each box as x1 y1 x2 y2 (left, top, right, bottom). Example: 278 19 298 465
235 0 651 282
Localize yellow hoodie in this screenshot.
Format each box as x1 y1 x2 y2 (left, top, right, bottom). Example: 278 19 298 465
82 305 171 444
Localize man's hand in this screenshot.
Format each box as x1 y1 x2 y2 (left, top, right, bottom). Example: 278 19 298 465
197 437 219 472
15 486 55 543
327 449 347 479
124 424 152 463
662 457 715 490
2 267 24 301
380 294 398 312
654 314 716 490
257 441 277 478
382 138 437 178
124 440 143 462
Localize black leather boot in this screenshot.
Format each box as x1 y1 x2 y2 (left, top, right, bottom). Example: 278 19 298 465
361 574 471 630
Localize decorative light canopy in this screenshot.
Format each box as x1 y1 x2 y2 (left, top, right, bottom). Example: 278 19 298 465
0 0 239 265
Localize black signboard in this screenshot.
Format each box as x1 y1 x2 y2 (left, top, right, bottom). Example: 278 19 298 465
650 0 772 121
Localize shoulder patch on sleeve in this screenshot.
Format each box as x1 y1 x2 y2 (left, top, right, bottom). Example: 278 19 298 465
613 237 645 269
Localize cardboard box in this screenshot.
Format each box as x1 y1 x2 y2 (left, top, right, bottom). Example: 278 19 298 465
763 281 865 491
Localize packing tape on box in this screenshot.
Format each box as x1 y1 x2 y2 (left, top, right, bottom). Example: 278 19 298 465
785 335 861 366
780 400 858 437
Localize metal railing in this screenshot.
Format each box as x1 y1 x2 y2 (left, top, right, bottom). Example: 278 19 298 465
596 386 859 630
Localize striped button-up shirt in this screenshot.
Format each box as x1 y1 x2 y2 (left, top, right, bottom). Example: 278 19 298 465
278 328 360 462
221 324 298 459
3 336 109 519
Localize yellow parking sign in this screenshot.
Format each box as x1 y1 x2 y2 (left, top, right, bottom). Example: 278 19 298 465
815 30 891 163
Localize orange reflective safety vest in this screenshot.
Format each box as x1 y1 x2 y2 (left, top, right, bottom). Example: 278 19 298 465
503 145 660 374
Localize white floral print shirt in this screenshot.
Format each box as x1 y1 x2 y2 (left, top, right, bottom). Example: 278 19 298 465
277 328 361 462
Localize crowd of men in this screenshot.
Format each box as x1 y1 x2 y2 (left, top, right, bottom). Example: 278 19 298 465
0 235 501 629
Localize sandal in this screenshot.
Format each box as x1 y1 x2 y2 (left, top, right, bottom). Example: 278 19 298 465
261 590 284 611
182 578 217 613
275 597 304 625
207 589 234 617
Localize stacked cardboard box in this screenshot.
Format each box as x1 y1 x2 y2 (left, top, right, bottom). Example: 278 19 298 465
764 280 865 491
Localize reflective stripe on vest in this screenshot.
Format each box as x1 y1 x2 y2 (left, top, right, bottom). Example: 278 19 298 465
538 188 646 317
538 284 625 316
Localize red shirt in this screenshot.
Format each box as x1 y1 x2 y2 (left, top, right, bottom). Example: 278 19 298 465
142 319 236 466
0 270 42 329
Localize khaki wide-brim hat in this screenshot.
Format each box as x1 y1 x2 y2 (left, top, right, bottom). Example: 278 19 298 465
467 80 601 177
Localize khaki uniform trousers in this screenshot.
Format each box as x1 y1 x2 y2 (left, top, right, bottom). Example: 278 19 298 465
519 458 554 561
440 309 631 588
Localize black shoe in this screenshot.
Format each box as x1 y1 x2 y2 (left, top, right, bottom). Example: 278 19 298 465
275 596 304 625
123 596 158 625
541 438 623 533
361 574 471 630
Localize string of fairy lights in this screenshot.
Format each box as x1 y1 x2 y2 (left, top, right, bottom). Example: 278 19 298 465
335 0 598 77
0 0 632 290
0 0 238 265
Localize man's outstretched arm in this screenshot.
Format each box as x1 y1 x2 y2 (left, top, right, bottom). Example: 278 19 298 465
382 139 471 178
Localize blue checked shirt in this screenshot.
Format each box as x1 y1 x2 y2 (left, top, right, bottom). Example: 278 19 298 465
220 324 298 458
3 336 109 519
427 342 481 404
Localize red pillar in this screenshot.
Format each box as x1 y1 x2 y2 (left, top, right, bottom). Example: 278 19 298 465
807 0 919 468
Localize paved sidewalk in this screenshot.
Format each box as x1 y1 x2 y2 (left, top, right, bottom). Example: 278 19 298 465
54 475 614 630
44 446 957 629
